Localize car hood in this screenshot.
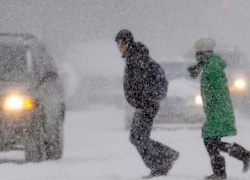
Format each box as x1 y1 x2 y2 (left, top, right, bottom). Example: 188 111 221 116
168 78 200 104
0 72 39 99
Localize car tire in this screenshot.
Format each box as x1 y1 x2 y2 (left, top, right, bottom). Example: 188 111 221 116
0 139 9 151
45 104 65 160
25 114 45 162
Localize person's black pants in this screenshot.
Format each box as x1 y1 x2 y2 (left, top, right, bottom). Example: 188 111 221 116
204 137 250 173
204 137 230 157
130 103 176 171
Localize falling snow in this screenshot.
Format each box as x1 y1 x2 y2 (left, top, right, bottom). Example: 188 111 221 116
0 1 249 180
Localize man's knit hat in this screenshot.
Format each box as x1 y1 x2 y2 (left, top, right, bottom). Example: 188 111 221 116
115 29 134 45
194 38 216 52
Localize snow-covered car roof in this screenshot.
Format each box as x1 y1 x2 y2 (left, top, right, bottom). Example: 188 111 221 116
0 33 38 46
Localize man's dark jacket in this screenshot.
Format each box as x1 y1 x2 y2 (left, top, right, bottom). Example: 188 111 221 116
123 42 164 109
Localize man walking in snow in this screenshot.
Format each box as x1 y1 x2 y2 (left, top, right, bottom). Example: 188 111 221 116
188 38 250 180
115 29 179 179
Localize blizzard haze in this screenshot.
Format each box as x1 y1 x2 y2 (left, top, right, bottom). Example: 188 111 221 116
0 1 250 180
1 0 250 112
1 0 250 60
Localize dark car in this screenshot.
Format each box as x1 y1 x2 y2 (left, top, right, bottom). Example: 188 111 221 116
125 49 250 129
0 33 65 162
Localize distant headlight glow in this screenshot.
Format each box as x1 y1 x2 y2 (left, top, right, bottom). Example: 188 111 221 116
195 95 203 105
234 79 246 89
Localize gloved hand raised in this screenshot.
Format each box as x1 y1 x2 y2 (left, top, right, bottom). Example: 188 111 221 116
187 64 200 79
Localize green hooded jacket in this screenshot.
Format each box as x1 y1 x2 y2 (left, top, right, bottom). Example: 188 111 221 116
201 54 237 138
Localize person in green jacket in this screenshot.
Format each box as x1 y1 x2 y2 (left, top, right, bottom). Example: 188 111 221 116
188 38 250 180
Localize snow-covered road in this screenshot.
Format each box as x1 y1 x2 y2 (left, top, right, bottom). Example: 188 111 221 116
0 105 249 180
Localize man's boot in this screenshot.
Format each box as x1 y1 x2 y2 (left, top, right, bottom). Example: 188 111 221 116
141 169 167 179
205 155 227 180
166 149 179 172
141 149 179 179
228 143 250 173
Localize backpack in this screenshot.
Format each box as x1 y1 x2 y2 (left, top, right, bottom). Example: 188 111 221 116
152 61 168 101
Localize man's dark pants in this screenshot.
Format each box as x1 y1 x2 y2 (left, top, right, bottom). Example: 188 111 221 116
129 103 175 172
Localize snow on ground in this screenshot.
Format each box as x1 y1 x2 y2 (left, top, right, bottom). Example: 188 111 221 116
0 105 249 180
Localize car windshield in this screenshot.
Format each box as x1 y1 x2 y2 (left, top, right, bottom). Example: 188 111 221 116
0 45 29 77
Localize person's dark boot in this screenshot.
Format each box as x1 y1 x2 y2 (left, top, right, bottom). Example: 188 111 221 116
166 150 179 172
141 170 167 179
142 150 179 179
205 174 227 180
228 143 250 173
205 155 227 180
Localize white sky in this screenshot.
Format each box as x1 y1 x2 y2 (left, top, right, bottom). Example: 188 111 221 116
1 0 250 61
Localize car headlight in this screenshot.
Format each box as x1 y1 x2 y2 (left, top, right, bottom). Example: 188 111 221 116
195 95 203 105
234 79 246 90
4 96 34 111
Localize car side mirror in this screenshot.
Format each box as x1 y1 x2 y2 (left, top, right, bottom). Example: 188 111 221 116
40 71 58 84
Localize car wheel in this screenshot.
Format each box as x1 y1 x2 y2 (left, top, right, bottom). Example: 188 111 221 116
0 139 8 151
45 104 65 160
25 114 45 162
